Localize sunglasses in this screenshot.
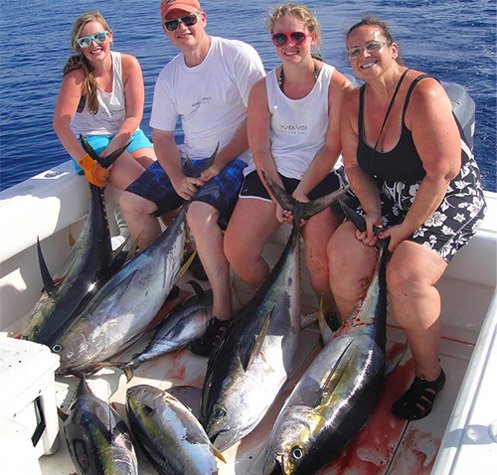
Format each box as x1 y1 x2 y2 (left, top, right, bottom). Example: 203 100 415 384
347 40 387 59
163 12 199 32
76 31 109 49
272 31 311 47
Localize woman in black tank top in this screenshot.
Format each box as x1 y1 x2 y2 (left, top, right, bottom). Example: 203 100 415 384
327 17 486 421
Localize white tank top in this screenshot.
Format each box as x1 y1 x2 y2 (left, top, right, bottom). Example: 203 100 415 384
264 62 335 179
71 51 127 136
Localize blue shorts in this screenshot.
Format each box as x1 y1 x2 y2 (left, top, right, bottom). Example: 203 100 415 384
72 129 153 173
125 158 247 230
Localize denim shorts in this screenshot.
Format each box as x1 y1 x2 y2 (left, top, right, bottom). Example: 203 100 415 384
125 158 247 230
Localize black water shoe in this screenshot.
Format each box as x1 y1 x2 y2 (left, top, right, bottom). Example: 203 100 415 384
189 317 228 357
392 369 446 420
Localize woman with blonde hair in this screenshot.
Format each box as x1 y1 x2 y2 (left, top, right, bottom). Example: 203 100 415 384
53 11 155 190
225 2 351 318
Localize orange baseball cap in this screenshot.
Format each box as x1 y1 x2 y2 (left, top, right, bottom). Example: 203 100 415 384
160 0 202 20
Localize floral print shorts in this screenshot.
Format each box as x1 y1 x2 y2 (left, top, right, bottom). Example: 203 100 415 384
356 151 487 262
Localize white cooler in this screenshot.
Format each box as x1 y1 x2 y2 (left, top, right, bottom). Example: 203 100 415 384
0 336 61 466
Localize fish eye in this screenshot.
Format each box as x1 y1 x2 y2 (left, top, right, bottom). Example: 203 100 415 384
52 344 62 353
213 407 226 419
291 446 304 460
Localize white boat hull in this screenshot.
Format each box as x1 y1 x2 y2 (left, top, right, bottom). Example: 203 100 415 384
1 161 496 474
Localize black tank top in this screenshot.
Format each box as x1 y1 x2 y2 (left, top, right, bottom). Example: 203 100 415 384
357 74 429 182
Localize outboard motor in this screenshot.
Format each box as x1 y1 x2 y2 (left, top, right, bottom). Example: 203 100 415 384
443 82 476 151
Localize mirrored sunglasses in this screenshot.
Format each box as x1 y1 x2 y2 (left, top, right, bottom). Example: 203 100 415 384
76 31 109 49
163 12 199 32
347 40 387 59
272 31 310 47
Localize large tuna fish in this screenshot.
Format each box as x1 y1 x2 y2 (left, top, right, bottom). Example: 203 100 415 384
54 201 191 374
263 204 388 475
126 384 224 475
201 172 348 452
64 377 138 475
53 143 221 374
23 139 129 348
120 281 213 381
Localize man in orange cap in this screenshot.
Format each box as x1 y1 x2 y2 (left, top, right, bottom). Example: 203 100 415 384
120 0 265 356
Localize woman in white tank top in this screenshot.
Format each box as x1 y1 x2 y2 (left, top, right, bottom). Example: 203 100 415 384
53 11 155 190
225 3 351 320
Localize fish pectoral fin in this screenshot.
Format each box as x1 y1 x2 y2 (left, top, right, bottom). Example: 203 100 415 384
315 339 356 407
241 307 274 372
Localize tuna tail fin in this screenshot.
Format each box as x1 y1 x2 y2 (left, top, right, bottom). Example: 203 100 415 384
57 407 68 422
261 170 349 222
99 360 136 382
339 199 366 233
184 141 220 178
36 237 55 296
79 135 131 168
122 362 136 383
204 141 220 170
339 199 389 249
188 279 206 299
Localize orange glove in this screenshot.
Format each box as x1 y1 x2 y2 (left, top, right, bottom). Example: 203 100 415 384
78 153 108 188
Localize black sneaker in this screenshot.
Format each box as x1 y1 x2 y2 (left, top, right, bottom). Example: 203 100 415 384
189 317 228 357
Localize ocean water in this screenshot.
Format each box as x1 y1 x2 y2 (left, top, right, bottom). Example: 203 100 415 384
0 0 495 191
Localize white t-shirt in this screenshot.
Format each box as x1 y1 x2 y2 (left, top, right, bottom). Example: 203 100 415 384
150 36 265 164
244 62 342 179
71 51 128 136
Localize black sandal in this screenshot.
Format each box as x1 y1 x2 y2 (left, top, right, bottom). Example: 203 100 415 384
392 369 446 420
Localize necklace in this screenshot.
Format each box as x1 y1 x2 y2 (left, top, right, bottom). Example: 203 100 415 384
278 60 320 92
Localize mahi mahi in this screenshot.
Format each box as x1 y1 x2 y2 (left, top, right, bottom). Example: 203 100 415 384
263 204 388 475
201 173 348 452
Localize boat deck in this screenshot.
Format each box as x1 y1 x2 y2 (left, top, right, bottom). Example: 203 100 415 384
34 279 476 475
